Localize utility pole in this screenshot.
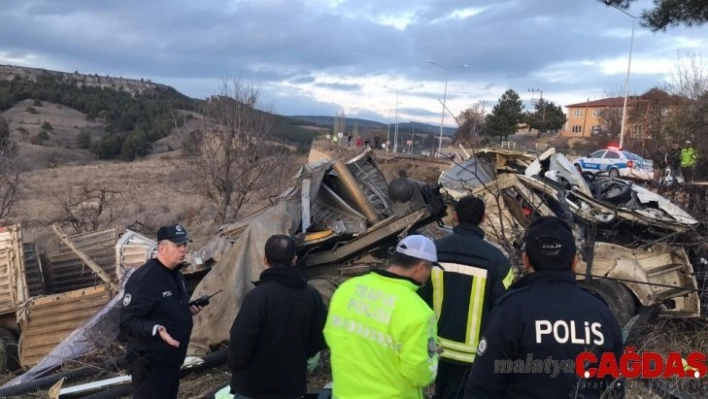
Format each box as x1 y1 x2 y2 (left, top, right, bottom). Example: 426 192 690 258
528 89 545 133
428 60 469 157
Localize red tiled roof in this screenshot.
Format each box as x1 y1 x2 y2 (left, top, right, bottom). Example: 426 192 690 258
566 93 690 108
565 97 635 108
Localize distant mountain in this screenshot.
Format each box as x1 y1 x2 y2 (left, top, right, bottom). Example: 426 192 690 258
290 115 386 129
290 115 457 136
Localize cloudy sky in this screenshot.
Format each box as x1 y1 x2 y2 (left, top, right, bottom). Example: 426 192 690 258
2 0 707 126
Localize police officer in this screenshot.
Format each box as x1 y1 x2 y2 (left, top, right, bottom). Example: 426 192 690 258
463 216 624 399
418 195 514 399
120 224 202 399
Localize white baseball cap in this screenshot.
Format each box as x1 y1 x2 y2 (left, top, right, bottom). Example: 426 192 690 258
395 235 440 265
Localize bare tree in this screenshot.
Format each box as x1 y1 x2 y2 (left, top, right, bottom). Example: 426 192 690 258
663 50 708 100
454 103 485 146
50 184 126 234
180 79 293 226
0 147 21 224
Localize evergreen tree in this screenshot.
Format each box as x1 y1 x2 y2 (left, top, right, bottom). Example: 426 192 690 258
599 0 708 32
485 89 524 141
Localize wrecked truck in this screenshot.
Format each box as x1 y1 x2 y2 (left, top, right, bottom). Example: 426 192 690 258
439 147 707 326
185 149 449 355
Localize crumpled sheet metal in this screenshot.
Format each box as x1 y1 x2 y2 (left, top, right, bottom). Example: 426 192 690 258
1 268 136 389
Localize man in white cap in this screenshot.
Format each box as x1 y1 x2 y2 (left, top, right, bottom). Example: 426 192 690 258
324 235 443 398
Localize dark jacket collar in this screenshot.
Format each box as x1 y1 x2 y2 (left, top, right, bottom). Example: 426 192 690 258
453 223 485 239
511 270 576 290
372 269 422 287
154 257 178 274
254 266 308 288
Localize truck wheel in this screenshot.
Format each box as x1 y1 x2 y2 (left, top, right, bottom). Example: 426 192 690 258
308 279 338 307
579 279 637 327
0 328 19 373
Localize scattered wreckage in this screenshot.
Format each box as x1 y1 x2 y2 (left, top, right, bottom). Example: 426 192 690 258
439 147 707 325
0 145 705 397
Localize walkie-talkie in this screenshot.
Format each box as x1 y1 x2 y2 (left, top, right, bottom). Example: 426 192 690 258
189 289 223 307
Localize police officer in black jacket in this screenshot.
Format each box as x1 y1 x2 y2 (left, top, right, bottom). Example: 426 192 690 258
418 195 514 399
227 234 328 399
120 224 202 399
464 216 625 399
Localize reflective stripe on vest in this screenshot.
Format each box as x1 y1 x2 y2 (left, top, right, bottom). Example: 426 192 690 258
433 263 488 363
502 267 515 289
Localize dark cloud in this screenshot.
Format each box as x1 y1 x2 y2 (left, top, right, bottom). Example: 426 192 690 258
398 107 442 118
0 0 705 117
313 82 363 92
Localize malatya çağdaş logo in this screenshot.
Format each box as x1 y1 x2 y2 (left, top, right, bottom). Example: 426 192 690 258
576 347 707 379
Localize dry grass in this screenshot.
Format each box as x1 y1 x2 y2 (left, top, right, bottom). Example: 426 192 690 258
2 99 104 148
11 154 211 246
622 318 708 398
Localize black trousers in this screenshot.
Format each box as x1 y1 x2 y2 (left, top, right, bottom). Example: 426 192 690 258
432 361 471 399
131 357 181 399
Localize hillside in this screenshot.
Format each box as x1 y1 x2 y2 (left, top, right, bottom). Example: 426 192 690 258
0 65 323 164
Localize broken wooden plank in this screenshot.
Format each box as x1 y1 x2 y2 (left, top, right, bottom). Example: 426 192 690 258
50 224 115 291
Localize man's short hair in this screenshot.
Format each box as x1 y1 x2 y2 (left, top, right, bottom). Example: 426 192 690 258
455 196 485 225
523 216 576 271
264 235 297 266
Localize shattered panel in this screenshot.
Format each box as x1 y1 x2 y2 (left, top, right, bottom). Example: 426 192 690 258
43 228 119 293
18 284 112 367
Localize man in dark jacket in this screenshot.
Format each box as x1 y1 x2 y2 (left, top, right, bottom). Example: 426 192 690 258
228 235 328 398
418 195 514 399
464 216 625 399
120 224 202 399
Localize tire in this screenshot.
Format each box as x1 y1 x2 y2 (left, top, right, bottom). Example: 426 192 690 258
0 328 19 373
579 279 637 327
308 279 338 307
609 168 620 178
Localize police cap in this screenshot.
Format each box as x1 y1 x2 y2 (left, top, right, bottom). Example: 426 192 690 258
523 216 576 271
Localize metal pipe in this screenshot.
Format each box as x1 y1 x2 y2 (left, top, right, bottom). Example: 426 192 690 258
332 161 380 224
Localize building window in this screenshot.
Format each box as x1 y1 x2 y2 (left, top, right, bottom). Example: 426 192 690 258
572 125 583 133
573 109 583 118
593 109 601 117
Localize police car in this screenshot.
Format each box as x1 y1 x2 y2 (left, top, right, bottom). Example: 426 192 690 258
573 147 654 181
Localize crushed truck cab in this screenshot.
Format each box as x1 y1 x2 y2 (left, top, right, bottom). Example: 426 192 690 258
439 147 706 325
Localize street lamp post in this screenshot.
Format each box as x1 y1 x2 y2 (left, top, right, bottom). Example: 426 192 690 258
380 100 399 152
609 5 638 149
383 85 416 153
428 60 469 157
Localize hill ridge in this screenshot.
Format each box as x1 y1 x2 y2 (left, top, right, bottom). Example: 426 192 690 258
0 64 167 96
